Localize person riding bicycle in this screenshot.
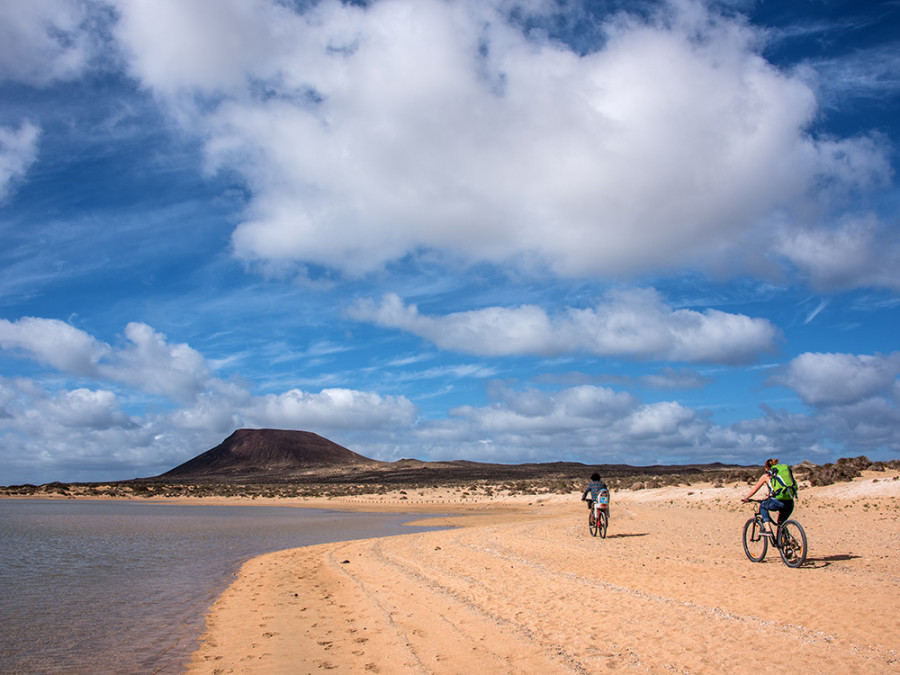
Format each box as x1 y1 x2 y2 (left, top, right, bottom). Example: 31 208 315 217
581 472 608 511
742 458 797 539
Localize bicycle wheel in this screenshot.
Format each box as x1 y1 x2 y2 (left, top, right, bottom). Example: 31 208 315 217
777 520 807 568
588 509 598 537
742 517 767 562
598 510 608 539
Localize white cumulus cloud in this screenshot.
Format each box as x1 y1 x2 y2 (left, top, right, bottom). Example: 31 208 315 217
0 316 110 376
33 388 134 430
102 0 892 282
0 0 91 86
348 288 779 364
98 322 213 402
775 216 900 292
625 401 697 438
391 382 732 465
109 0 290 96
0 318 212 402
249 387 418 430
771 351 900 407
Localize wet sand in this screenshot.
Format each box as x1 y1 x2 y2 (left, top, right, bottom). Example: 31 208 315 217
187 473 900 673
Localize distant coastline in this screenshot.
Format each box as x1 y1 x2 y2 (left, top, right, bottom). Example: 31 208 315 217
4 455 897 501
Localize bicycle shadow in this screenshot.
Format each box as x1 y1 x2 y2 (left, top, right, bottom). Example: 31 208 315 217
604 532 648 539
801 553 861 569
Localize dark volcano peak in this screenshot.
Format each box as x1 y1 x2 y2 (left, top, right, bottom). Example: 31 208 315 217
160 428 377 478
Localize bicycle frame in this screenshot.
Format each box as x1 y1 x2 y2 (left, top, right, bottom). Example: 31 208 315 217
586 497 609 538
742 499 807 568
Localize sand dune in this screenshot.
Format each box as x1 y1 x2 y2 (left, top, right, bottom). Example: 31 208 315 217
187 473 900 674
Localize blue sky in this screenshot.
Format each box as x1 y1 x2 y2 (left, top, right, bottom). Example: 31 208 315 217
1 0 898 484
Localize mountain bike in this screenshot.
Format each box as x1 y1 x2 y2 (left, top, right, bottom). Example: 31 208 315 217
587 493 609 538
742 499 807 568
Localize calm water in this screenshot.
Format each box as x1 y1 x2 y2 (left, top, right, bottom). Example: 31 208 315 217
0 499 439 674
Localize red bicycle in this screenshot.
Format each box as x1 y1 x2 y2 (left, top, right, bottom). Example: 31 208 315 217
587 490 609 538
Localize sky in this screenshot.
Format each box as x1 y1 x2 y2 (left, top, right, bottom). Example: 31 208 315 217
0 0 899 485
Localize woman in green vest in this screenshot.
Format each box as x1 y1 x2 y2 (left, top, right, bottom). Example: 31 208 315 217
742 458 797 539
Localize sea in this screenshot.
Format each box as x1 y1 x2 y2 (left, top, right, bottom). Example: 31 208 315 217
0 498 441 674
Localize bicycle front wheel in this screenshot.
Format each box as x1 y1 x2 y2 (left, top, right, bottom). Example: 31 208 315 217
778 520 807 568
598 510 608 539
742 517 767 562
588 510 598 537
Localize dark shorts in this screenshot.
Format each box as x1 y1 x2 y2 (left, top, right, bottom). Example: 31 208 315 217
760 498 794 525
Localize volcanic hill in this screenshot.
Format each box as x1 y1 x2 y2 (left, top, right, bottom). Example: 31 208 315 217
160 428 379 479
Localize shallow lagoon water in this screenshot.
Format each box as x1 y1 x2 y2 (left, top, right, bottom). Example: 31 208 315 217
0 499 439 674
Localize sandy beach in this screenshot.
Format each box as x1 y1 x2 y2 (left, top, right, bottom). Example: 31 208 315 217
187 472 900 674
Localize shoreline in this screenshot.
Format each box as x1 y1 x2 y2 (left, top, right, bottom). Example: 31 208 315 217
183 472 899 674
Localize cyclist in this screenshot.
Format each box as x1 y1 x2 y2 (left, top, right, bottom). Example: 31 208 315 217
742 458 797 539
581 472 608 515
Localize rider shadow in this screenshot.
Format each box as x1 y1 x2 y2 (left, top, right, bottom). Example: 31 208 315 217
801 553 861 569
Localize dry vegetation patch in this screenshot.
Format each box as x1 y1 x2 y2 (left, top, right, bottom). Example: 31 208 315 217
4 456 897 501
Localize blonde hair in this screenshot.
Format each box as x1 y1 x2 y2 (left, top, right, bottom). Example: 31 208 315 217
765 458 779 469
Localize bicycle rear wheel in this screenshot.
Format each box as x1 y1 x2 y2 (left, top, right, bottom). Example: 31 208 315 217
598 510 608 539
742 517 767 562
588 509 598 537
777 520 807 568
